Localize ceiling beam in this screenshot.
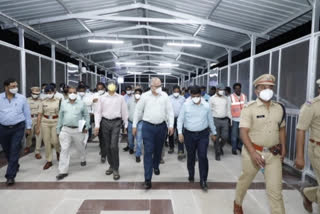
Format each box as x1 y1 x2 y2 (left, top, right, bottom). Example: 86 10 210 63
108 65 192 74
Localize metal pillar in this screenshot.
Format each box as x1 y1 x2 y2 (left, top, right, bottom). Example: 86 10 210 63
134 74 137 87
207 61 210 92
19 28 26 96
94 65 98 87
51 44 56 83
39 57 42 87
249 35 256 101
164 75 166 88
79 60 82 81
227 49 232 86
196 68 199 85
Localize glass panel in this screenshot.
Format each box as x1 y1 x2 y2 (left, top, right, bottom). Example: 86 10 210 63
220 68 227 86
271 51 279 94
41 58 52 85
230 65 237 88
26 54 39 96
88 73 92 88
254 54 270 80
56 62 65 86
280 41 309 109
315 36 320 97
238 61 250 99
0 45 20 91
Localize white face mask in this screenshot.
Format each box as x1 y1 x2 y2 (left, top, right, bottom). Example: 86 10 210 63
98 90 105 95
9 88 18 94
31 94 39 99
155 87 162 94
69 93 77 100
192 97 201 104
173 92 179 97
79 92 85 97
218 90 225 96
126 90 132 95
259 89 274 102
46 94 54 99
135 94 141 100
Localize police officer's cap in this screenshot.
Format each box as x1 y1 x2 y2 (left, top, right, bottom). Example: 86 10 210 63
253 74 276 87
44 85 55 93
216 83 225 90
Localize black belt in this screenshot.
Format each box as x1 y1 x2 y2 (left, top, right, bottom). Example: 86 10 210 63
143 121 165 126
185 128 208 135
65 126 78 129
0 121 24 129
214 117 229 120
103 117 121 121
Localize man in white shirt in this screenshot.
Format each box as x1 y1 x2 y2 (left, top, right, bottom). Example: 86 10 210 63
209 83 231 161
133 78 174 189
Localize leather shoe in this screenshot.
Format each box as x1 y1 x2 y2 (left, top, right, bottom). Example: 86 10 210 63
105 167 113 175
113 170 120 180
154 168 160 175
188 176 194 183
101 157 106 163
56 152 60 161
168 148 174 154
234 201 243 214
56 173 68 180
24 147 30 154
136 156 141 163
123 146 130 152
129 149 134 154
232 150 237 155
35 154 42 159
301 188 313 213
144 181 152 189
80 161 86 167
43 162 53 170
215 154 221 161
200 181 208 191
6 178 15 186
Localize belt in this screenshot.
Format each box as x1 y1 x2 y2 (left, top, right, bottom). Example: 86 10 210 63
31 114 38 118
103 117 121 121
253 143 282 156
143 121 165 126
43 115 58 119
214 117 229 120
310 139 320 146
65 126 78 129
185 128 208 135
0 121 24 129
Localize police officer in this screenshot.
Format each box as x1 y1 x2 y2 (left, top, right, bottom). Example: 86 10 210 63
36 85 61 170
24 87 42 159
233 74 286 214
295 79 320 213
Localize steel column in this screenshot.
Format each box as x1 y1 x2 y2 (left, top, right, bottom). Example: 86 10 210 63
19 28 26 96
249 35 256 101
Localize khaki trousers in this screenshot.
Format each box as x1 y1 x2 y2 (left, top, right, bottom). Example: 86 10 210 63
235 147 285 214
26 118 42 154
41 121 60 162
304 142 320 203
58 127 86 174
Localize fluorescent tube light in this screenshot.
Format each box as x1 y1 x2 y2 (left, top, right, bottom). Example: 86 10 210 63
157 72 171 75
127 71 141 75
88 39 124 44
116 62 137 66
167 42 201 47
159 63 179 67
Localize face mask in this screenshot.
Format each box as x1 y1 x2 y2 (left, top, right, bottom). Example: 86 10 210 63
126 90 132 95
31 94 39 99
218 90 225 96
41 89 45 93
108 84 116 92
155 87 162 94
69 93 77 100
9 88 18 94
46 94 54 99
259 89 274 102
98 90 105 95
173 93 179 97
135 94 141 100
60 88 64 92
192 97 201 104
79 92 85 97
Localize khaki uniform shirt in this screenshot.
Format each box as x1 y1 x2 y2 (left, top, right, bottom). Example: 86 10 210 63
296 96 320 141
38 98 60 124
239 98 285 147
27 97 42 124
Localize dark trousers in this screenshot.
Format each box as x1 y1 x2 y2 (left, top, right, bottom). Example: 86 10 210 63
100 118 122 170
99 120 105 157
231 121 243 151
168 117 184 153
213 117 229 155
142 121 167 181
184 129 209 182
0 122 25 179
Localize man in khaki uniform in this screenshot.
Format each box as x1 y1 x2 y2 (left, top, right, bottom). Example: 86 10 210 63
24 87 42 159
234 74 286 214
36 85 61 170
295 79 320 213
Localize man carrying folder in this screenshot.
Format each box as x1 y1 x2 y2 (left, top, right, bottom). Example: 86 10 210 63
56 87 90 180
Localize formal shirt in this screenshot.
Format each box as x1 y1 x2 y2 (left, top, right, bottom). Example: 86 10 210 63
56 99 90 134
127 97 139 122
297 96 320 141
209 94 232 119
92 92 106 113
27 97 42 120
124 94 133 103
239 98 285 147
169 94 185 118
94 92 128 128
133 91 174 128
0 92 32 129
78 93 94 114
177 99 216 135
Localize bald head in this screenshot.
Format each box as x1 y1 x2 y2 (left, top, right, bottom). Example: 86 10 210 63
150 77 162 95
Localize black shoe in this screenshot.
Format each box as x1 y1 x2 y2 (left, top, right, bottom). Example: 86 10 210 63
168 148 174 154
105 167 113 175
136 156 141 163
101 157 106 163
154 168 160 175
232 150 237 155
144 181 152 189
215 154 221 161
178 152 186 161
164 142 169 147
81 161 86 166
6 178 15 186
237 148 242 154
56 173 68 180
123 146 130 152
129 149 134 154
188 176 194 183
200 181 208 191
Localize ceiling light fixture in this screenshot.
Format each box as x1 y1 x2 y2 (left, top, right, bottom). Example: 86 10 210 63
116 62 137 66
157 72 171 75
127 71 141 75
88 39 124 44
167 42 201 47
159 63 179 67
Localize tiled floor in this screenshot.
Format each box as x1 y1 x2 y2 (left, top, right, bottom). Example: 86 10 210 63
0 138 318 214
